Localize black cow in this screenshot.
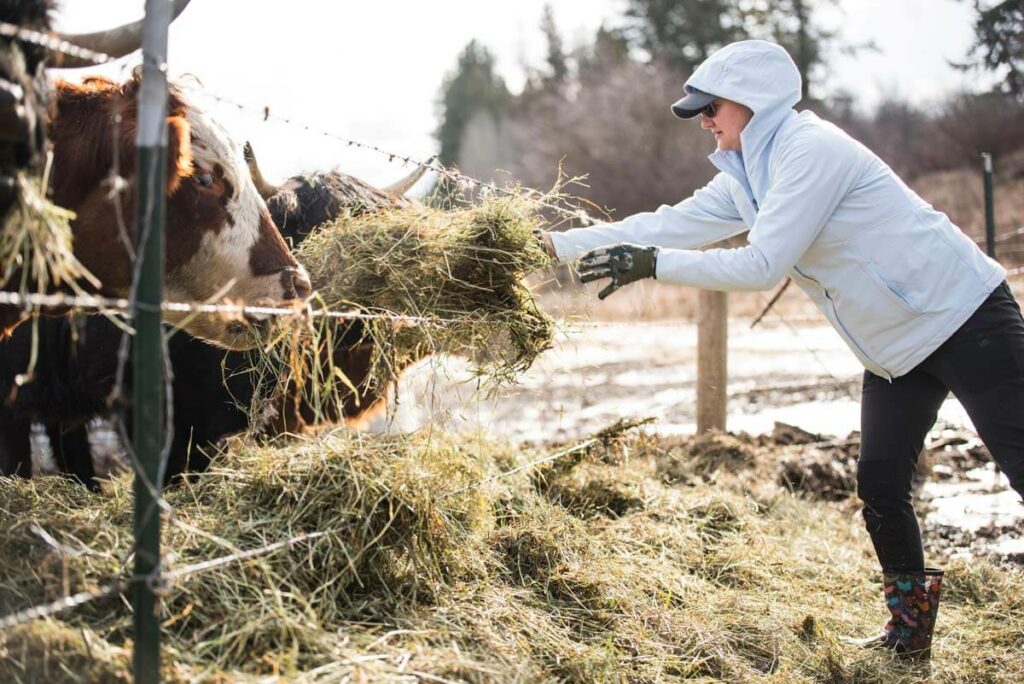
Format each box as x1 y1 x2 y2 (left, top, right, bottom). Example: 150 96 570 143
0 314 117 487
0 313 268 489
0 151 430 488
0 0 52 217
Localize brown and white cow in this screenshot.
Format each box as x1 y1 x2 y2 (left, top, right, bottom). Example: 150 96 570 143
0 74 312 349
0 1 250 337
0 157 431 487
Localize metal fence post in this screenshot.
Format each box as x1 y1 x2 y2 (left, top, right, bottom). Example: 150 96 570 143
983 153 995 259
133 1 172 681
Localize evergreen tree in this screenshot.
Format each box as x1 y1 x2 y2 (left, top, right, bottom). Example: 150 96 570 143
959 0 1023 98
541 4 569 85
435 41 510 166
618 0 748 73
742 0 844 100
619 0 855 99
576 25 632 85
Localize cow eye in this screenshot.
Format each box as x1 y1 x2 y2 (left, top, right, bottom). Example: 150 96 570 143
196 172 215 188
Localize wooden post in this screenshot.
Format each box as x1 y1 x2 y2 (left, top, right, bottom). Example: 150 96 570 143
133 1 172 681
697 290 727 434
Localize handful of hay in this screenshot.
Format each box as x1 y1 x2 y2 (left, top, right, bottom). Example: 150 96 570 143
296 193 555 385
0 172 97 295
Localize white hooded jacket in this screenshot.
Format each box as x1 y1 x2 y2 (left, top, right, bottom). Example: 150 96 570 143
549 40 1005 380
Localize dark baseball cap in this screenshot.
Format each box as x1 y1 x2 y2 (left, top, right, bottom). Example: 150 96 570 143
671 86 716 119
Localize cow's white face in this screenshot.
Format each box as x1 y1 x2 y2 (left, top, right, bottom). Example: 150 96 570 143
163 103 311 349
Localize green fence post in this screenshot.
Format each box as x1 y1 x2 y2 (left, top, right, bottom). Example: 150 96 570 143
133 1 173 681
983 153 995 259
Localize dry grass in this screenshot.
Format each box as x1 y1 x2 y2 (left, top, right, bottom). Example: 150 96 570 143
0 172 97 296
296 192 555 385
241 193 559 427
910 151 1024 262
1 426 1021 682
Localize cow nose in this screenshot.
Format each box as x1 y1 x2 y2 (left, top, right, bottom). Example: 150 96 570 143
286 267 313 301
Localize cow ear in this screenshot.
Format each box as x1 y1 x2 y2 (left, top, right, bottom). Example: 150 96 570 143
165 115 193 194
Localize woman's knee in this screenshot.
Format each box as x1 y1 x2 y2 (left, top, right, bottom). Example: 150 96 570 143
857 460 914 523
857 459 896 502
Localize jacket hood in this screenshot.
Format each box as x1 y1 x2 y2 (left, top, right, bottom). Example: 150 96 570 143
685 40 802 203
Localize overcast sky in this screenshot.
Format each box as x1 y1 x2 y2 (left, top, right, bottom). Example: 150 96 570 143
53 0 984 185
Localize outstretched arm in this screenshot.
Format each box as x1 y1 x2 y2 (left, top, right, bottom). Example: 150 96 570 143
654 136 862 291
547 173 748 262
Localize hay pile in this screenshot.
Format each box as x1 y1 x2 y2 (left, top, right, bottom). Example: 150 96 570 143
0 172 96 296
656 431 758 483
2 426 1023 682
296 193 555 385
243 193 557 429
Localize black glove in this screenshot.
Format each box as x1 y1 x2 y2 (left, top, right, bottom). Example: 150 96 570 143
577 244 658 300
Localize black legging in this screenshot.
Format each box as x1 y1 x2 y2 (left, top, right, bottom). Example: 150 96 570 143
857 281 1024 571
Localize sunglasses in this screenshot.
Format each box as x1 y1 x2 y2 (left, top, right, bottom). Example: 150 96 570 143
699 101 718 118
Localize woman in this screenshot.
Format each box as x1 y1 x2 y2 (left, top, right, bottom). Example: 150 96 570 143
537 39 1024 661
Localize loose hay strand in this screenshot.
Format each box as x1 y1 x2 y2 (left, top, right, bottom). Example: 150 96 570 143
245 191 557 429
297 191 554 377
0 171 98 296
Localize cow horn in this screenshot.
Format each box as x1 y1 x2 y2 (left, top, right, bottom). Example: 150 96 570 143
382 156 437 197
243 141 280 200
49 0 192 69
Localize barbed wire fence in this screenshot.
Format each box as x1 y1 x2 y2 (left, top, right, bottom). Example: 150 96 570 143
1 12 1022 673
0 21 116 64
0 18 614 653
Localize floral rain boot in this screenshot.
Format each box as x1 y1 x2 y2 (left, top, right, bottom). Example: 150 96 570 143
852 567 944 661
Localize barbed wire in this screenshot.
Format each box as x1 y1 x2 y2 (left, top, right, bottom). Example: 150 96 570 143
752 288 852 390
0 19 600 232
0 21 115 67
0 287 846 336
0 289 439 325
971 227 1024 250
0 583 122 631
177 83 602 228
995 226 1024 243
0 528 337 631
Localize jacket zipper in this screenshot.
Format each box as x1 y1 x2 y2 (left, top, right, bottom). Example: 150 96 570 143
792 266 892 380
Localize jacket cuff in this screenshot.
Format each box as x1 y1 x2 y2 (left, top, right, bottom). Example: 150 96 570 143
548 231 577 263
653 248 701 284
